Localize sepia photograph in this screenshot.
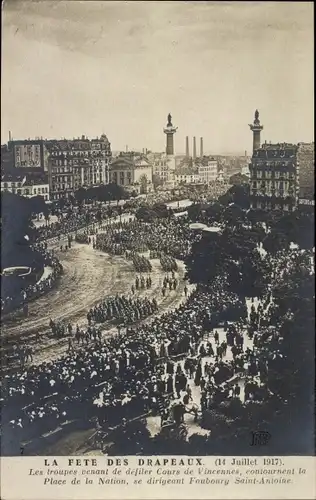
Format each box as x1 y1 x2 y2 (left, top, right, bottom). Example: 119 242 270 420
1 0 314 465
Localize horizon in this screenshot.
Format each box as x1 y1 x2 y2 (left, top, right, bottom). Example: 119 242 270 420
2 1 314 153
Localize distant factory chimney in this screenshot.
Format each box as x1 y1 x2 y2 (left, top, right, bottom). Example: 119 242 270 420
200 137 203 157
185 136 189 157
126 145 128 152
245 150 247 157
9 131 12 142
193 137 196 159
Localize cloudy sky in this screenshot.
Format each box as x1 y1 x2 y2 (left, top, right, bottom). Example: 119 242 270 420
1 1 314 154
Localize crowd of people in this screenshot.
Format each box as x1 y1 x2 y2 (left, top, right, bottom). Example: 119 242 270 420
128 253 152 273
2 273 251 443
160 253 178 272
2 186 313 454
34 202 130 242
132 275 152 292
2 251 313 452
35 210 97 242
87 218 196 260
87 294 158 326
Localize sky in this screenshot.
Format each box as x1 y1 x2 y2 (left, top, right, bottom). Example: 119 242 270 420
1 1 314 155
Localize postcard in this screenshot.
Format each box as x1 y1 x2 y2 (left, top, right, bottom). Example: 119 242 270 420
1 1 314 499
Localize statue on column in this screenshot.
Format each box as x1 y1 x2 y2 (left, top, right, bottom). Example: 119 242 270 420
167 113 173 127
254 109 260 124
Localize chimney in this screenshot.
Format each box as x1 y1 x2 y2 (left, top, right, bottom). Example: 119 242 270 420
185 136 189 157
126 145 128 152
9 131 12 142
200 137 203 157
245 150 247 157
193 137 196 159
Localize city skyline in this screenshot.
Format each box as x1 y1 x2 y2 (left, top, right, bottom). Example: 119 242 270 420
2 1 314 154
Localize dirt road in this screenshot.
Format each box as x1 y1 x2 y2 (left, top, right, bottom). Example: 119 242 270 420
2 242 193 367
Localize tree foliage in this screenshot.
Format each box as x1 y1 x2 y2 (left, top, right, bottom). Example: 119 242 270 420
74 183 130 203
1 192 41 269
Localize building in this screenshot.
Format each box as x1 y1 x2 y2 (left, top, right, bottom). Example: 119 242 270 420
109 152 153 194
1 174 27 196
216 168 226 183
297 142 314 200
241 164 250 178
249 143 299 211
47 135 111 200
1 144 14 173
24 174 50 201
8 139 49 171
148 153 171 185
174 167 200 185
197 157 218 184
147 151 183 186
1 173 50 201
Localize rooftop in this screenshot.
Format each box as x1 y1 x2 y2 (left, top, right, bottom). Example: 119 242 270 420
253 143 298 160
25 174 49 185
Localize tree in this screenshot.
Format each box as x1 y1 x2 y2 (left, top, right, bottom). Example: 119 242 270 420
185 236 226 285
187 203 209 222
222 203 245 226
107 419 152 455
152 203 169 218
150 424 189 455
205 202 223 223
139 174 148 194
262 231 289 255
28 195 49 217
1 192 47 289
219 184 250 209
291 213 314 249
152 174 163 189
135 207 158 222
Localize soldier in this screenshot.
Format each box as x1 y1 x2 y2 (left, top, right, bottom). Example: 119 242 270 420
68 337 74 353
75 328 80 344
233 383 241 398
23 303 28 318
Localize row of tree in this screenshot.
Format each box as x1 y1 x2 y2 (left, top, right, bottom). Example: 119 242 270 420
73 183 131 203
1 192 49 270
